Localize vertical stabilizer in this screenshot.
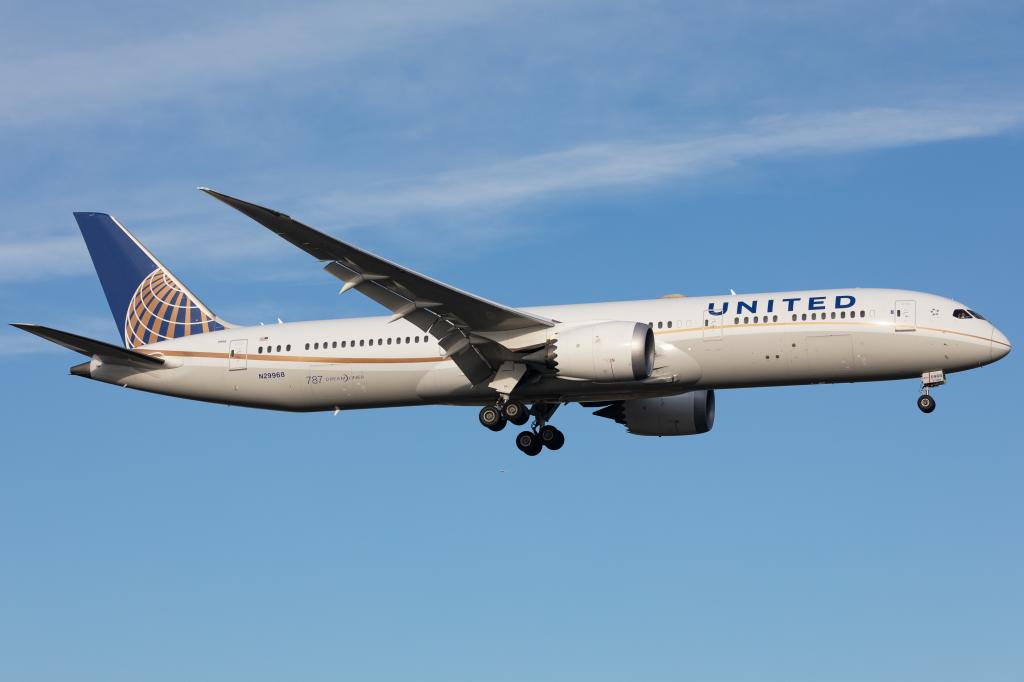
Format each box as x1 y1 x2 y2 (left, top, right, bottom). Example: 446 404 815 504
74 212 229 348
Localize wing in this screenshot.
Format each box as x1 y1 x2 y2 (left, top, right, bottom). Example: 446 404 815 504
200 188 554 384
12 324 165 367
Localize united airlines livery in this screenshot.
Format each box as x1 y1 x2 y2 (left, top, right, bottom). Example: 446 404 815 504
14 189 1012 455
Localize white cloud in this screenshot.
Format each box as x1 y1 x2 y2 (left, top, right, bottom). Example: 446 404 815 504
319 104 1024 219
0 236 93 280
0 0 516 126
1 102 1020 285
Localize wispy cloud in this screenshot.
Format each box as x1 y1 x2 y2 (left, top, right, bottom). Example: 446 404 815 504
0 0 515 127
319 103 1024 219
1 102 1020 284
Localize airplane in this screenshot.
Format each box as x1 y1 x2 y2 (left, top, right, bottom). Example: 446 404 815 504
13 188 1012 455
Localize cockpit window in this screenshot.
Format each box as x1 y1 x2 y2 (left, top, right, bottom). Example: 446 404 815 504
953 309 972 319
967 309 986 320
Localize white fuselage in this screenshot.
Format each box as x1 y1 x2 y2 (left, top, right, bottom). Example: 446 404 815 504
85 288 1010 411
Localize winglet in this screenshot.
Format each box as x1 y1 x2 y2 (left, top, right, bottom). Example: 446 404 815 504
199 187 293 223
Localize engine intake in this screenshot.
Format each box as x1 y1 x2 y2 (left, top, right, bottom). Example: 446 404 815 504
594 390 716 436
545 321 654 382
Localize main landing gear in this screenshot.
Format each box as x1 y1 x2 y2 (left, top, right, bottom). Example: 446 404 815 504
477 400 530 431
479 401 564 455
918 370 945 414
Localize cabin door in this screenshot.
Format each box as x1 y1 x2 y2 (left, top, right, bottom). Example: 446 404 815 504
228 339 248 370
894 300 916 332
702 310 723 340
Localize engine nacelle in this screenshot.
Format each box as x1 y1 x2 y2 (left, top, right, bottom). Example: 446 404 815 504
594 390 716 436
547 321 654 381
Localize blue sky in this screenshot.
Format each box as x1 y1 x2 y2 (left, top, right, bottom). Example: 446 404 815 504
1 2 1022 680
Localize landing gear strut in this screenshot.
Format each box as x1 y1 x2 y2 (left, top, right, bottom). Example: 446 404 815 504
918 370 945 414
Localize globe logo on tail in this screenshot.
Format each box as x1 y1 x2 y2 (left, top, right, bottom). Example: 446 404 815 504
124 268 223 348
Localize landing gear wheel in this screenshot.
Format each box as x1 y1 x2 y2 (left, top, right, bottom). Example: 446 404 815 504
515 430 543 456
502 401 529 426
479 405 507 431
917 394 936 414
538 425 565 450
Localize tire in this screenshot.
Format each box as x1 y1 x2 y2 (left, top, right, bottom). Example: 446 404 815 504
516 430 542 456
503 401 529 426
917 394 936 414
539 425 565 450
479 405 507 431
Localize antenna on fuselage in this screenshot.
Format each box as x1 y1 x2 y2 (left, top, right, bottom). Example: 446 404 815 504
730 289 737 296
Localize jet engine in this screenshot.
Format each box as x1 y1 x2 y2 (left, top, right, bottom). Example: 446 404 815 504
538 321 654 381
593 390 716 436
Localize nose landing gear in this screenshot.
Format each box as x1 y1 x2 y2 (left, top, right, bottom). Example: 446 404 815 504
918 370 945 414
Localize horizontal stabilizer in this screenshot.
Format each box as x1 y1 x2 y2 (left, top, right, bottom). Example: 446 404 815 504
11 324 165 367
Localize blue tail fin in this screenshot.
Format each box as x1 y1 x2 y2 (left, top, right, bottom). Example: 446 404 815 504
74 212 229 348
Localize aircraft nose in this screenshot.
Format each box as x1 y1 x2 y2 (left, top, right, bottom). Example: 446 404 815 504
991 327 1011 362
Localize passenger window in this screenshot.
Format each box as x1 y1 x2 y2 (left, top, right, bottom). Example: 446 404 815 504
378 338 383 346
802 313 807 321
369 339 373 346
657 321 663 329
773 315 778 322
341 341 346 348
860 311 865 318
305 343 310 350
387 338 392 345
792 314 797 321
734 317 739 325
744 317 749 324
667 321 673 329
831 312 836 319
395 337 401 344
753 316 759 323
286 344 291 351
406 336 411 343
258 346 263 354
360 340 365 347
